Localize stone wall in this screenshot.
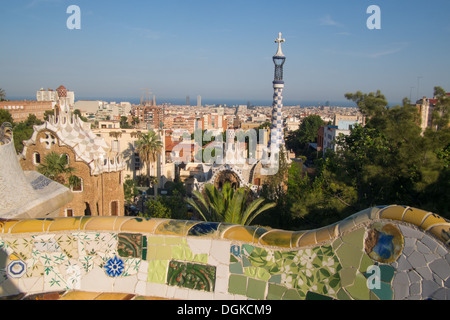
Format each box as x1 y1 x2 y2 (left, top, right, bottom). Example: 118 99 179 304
0 205 448 300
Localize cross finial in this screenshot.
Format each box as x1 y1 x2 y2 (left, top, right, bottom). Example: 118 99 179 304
274 32 285 57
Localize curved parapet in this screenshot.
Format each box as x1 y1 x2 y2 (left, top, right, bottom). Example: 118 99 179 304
0 205 448 300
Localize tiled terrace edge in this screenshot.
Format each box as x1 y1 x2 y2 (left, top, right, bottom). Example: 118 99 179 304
0 205 449 300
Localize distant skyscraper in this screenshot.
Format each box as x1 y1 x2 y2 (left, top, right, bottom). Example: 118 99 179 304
186 96 190 106
269 32 286 152
197 95 201 107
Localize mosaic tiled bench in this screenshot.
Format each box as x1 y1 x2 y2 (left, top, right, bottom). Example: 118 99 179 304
0 205 449 300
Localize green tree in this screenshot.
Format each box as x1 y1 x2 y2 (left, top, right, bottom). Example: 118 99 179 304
142 197 171 219
186 182 276 226
0 109 14 125
123 175 139 205
73 109 88 122
135 131 163 189
43 110 54 121
120 116 132 129
0 88 6 101
38 152 76 186
286 115 324 156
12 113 43 154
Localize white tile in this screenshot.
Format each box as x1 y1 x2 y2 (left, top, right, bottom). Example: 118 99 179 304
210 240 231 265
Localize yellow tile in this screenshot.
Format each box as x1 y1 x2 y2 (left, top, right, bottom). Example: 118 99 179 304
78 216 93 230
295 230 317 247
402 207 430 227
155 220 188 236
83 217 119 232
59 291 102 300
427 224 450 244
222 225 256 243
0 219 20 233
258 230 293 248
9 219 47 233
94 292 135 300
291 231 307 248
47 217 82 232
315 225 334 244
337 218 356 236
380 205 406 221
8 253 21 260
420 213 448 231
119 217 161 234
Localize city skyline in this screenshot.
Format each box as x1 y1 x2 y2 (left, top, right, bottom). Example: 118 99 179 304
1 0 450 105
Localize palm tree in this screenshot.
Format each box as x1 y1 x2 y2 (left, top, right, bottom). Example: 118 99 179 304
0 88 6 101
186 182 276 226
38 152 76 186
135 130 163 192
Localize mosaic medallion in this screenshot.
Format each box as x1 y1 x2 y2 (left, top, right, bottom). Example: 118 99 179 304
365 223 403 263
7 259 27 278
104 256 124 277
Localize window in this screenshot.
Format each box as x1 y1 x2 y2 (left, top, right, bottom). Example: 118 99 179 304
111 201 119 216
112 140 120 153
65 208 73 217
134 153 141 170
33 152 41 165
70 176 83 192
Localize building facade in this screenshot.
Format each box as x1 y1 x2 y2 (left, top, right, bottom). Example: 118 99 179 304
20 101 126 217
0 101 54 123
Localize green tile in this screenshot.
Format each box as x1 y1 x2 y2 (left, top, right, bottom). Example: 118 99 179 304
147 260 168 284
267 283 287 300
282 289 302 300
379 265 395 283
229 262 243 274
242 244 254 256
305 291 333 300
142 248 147 261
336 288 352 300
345 272 371 300
164 237 182 245
371 280 393 300
256 267 271 281
242 256 252 267
341 227 366 248
339 267 357 287
155 245 172 260
147 236 165 245
230 254 239 263
247 278 266 300
269 274 281 284
335 243 363 269
228 274 247 296
359 253 373 273
193 253 208 264
243 266 257 278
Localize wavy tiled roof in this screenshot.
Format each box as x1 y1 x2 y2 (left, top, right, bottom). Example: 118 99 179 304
22 104 125 175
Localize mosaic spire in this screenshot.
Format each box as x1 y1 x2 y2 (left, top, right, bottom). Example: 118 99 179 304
270 32 286 152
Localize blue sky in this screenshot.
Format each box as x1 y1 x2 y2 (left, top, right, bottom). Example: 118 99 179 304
1 0 450 105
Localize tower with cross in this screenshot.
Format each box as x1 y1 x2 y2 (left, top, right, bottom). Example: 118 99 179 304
269 32 286 154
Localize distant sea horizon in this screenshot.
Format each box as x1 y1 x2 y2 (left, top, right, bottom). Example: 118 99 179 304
8 96 403 108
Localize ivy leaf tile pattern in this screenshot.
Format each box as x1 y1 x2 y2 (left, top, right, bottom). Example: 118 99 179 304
230 244 342 299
